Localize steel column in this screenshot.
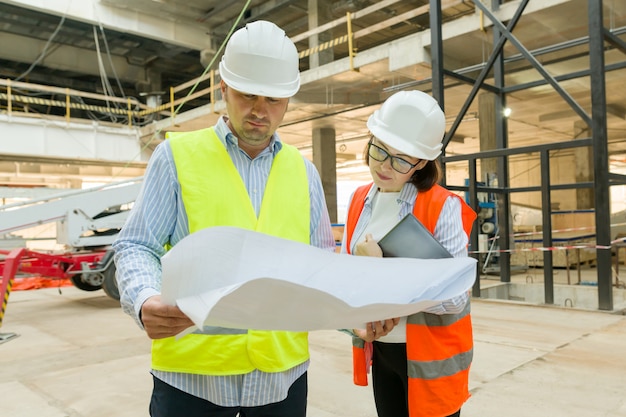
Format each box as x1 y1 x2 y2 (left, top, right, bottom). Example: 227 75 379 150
468 158 481 297
588 0 613 310
429 0 446 185
429 0 444 106
493 25 511 283
540 150 555 304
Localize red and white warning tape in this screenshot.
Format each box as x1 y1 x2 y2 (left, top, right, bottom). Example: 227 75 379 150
470 221 626 254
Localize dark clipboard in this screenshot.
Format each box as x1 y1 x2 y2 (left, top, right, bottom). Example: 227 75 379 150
378 213 452 259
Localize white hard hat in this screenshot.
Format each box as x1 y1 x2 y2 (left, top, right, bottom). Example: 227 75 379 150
219 21 300 98
367 90 446 160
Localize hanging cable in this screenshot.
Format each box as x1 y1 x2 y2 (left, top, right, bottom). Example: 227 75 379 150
110 0 253 181
88 4 130 124
93 26 116 121
90 1 127 100
171 0 252 116
97 22 127 99
15 15 66 81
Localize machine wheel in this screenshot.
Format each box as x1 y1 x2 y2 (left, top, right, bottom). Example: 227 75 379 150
70 273 103 291
101 262 120 301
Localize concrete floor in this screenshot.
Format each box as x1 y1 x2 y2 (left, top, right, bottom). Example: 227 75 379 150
1 284 625 417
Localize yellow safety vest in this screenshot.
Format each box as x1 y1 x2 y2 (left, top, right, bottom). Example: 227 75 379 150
152 127 311 375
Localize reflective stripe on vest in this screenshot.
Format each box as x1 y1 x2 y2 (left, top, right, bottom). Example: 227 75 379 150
406 302 473 416
406 302 473 379
345 183 476 416
152 128 311 375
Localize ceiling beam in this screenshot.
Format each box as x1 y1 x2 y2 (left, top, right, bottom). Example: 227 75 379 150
607 104 626 120
538 109 577 122
540 103 626 123
211 0 302 36
1 0 212 50
292 91 381 105
0 153 147 169
0 31 146 84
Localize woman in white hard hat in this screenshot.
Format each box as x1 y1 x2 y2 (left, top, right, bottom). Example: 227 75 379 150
114 20 335 417
341 90 477 417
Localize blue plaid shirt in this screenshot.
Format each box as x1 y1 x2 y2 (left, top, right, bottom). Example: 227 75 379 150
113 117 335 406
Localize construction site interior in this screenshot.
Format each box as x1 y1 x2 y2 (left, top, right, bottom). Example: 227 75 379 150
2 2 626 417
2 1 626 326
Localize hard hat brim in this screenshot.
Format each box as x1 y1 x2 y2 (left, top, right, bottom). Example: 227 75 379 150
219 61 300 98
368 117 443 161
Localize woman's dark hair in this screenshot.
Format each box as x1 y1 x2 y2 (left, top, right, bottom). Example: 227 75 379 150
363 137 442 192
409 159 442 191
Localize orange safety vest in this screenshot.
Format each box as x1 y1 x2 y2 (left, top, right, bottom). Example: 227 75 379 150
345 183 477 417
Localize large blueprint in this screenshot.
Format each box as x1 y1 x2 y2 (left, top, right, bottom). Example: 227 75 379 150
160 227 476 333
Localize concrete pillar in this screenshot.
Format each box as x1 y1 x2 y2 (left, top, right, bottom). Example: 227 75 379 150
136 69 162 95
312 127 337 222
68 178 83 189
478 93 497 182
137 69 164 122
574 120 594 209
308 0 334 68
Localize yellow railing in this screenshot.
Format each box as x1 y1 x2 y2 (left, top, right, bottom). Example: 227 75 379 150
0 78 156 126
0 72 221 128
0 1 460 127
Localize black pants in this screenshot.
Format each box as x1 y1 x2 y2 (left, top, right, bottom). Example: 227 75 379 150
149 372 307 417
372 342 460 417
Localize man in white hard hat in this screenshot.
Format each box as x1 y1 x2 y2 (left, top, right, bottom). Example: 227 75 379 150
113 20 335 417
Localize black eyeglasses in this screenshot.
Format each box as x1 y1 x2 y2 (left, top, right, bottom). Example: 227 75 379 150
368 142 419 174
